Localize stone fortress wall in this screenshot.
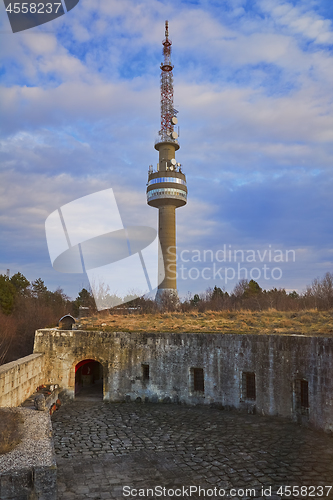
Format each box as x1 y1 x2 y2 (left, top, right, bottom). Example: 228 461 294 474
1 329 332 500
29 329 333 433
0 353 45 408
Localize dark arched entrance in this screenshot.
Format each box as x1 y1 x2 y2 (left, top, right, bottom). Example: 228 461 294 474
75 359 103 400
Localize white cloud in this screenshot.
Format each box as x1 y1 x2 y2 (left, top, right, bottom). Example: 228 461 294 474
258 0 333 44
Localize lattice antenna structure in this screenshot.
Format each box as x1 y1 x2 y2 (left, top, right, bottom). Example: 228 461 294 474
159 20 178 143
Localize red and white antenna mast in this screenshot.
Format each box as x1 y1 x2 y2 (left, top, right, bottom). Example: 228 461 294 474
159 20 177 142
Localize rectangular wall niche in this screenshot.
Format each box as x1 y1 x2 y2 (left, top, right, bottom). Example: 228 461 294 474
142 364 149 382
295 379 309 414
243 372 256 400
190 367 204 394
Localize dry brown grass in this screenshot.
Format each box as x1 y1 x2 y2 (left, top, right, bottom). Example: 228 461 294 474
0 409 24 455
79 309 333 336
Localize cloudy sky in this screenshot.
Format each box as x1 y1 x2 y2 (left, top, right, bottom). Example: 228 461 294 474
0 0 332 300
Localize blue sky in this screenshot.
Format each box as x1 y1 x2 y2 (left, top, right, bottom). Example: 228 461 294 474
0 0 332 300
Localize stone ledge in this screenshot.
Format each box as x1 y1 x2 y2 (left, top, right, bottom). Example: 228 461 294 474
0 408 57 500
21 384 61 414
0 354 43 377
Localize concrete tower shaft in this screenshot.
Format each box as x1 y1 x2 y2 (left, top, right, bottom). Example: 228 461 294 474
155 141 179 171
158 206 176 289
146 21 187 297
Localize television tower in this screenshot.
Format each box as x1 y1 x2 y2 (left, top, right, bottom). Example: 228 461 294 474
147 21 187 301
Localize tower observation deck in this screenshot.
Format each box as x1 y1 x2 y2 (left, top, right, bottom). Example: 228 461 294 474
147 21 187 300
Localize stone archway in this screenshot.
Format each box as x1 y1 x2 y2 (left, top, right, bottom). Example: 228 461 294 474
75 359 103 400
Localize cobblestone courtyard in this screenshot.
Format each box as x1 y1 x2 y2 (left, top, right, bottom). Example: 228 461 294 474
51 398 333 500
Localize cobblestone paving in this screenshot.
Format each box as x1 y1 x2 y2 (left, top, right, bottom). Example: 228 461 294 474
51 400 333 500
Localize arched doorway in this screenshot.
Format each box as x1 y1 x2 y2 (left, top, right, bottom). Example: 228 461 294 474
75 359 103 400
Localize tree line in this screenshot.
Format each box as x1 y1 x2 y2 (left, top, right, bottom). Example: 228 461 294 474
181 272 333 313
0 273 73 365
0 271 332 364
117 272 333 313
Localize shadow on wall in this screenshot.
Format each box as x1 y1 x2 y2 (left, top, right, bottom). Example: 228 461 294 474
75 359 103 398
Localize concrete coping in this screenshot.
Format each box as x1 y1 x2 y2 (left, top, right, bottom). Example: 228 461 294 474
0 353 43 376
35 329 328 339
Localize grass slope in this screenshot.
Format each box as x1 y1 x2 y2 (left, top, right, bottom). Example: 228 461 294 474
79 310 333 336
0 409 23 455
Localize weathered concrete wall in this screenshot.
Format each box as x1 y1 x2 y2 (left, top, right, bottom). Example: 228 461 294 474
0 354 45 408
34 330 333 433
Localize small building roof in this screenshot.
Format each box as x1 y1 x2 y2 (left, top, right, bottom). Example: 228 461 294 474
58 314 76 327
